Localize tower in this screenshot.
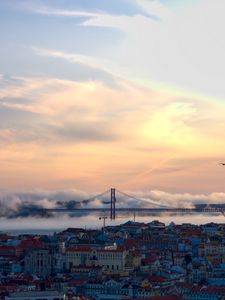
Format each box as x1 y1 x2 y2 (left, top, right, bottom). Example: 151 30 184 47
110 188 116 220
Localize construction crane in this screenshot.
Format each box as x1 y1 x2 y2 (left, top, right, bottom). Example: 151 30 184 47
99 216 107 230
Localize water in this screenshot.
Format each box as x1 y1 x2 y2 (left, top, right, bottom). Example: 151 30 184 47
1 212 225 235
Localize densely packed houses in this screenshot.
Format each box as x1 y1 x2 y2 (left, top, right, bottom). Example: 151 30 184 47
1 220 225 299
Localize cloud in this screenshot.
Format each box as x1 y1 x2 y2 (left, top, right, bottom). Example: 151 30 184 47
0 74 160 145
5 1 225 98
0 189 89 219
1 188 225 219
1 0 225 195
31 47 117 86
76 0 225 99
1 73 225 193
33 7 100 18
24 1 157 20
138 190 225 208
0 74 24 88
33 47 104 70
0 75 127 145
49 121 117 142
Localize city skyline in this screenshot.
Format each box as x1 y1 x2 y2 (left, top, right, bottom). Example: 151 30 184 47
1 0 225 196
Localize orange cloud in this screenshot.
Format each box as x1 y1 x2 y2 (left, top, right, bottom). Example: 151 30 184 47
1 75 225 193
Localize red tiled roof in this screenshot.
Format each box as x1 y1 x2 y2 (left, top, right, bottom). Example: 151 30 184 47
0 245 15 250
0 234 11 241
66 246 92 252
147 276 166 283
17 274 33 281
191 286 225 293
211 260 221 267
149 297 180 300
130 296 180 300
97 249 124 253
0 285 17 292
68 279 88 286
18 238 44 250
66 245 124 253
124 239 139 246
143 257 158 264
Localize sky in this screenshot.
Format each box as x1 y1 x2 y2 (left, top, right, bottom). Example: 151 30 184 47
1 0 225 200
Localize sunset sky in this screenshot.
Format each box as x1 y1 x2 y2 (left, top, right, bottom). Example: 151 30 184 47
1 0 225 196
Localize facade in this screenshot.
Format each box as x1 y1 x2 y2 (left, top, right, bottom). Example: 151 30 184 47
5 290 64 300
24 248 52 278
65 246 127 273
82 279 154 299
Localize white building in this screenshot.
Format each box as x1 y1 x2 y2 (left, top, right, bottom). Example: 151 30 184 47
65 246 127 273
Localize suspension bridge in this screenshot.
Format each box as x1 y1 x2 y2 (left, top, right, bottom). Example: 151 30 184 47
45 188 225 220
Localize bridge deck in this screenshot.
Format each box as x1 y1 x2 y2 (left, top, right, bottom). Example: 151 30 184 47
45 207 225 213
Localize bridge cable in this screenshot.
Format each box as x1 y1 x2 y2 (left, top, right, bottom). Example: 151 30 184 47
115 189 170 208
70 189 111 203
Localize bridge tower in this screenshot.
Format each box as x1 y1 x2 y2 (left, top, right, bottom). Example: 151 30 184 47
110 188 116 220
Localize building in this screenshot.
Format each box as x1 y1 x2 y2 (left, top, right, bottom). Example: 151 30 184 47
24 248 52 278
65 245 127 273
5 290 64 300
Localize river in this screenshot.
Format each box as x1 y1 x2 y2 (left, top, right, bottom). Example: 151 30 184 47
1 212 225 235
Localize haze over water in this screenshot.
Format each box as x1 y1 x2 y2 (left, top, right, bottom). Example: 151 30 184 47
1 213 225 235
